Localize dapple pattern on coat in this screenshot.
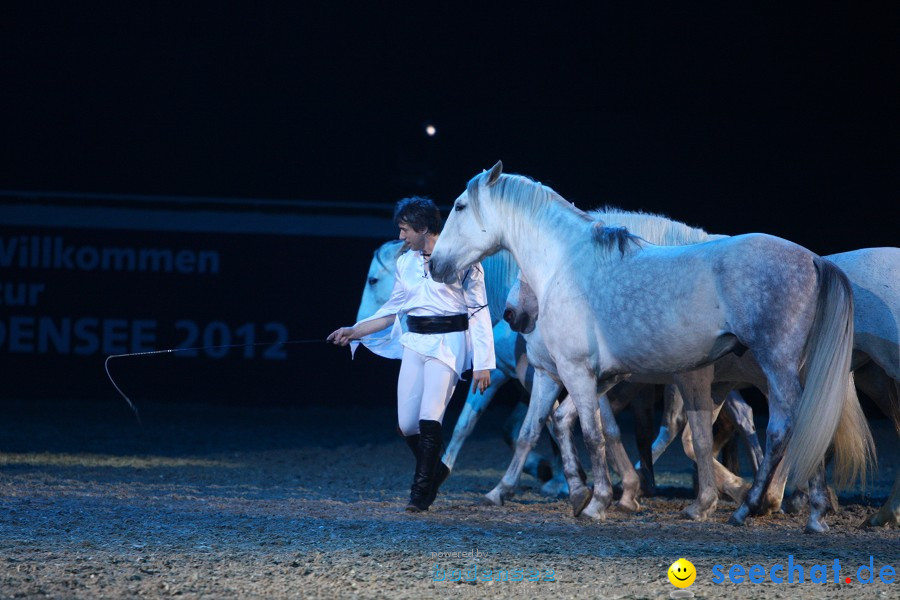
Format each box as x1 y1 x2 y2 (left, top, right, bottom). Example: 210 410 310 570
431 162 872 531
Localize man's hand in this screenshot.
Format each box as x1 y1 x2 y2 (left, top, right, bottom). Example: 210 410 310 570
326 326 355 346
471 369 491 394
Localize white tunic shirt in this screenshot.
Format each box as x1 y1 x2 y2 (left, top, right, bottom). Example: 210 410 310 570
355 250 496 376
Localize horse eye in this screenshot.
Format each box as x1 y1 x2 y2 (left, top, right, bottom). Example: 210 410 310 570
455 203 466 212
368 277 379 285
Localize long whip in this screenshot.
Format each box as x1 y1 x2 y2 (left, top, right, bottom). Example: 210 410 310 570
105 337 366 424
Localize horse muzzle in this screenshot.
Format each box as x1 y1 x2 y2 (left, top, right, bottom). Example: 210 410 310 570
503 307 535 334
428 259 453 284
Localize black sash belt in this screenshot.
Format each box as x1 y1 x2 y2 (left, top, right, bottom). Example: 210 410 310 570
407 314 469 334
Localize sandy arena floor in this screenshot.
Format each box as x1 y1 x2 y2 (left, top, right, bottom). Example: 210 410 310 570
0 398 897 599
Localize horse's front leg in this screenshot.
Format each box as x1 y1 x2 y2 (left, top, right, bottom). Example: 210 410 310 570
597 392 641 512
723 390 764 474
675 367 719 521
639 384 685 468
558 366 625 522
483 370 561 506
442 370 510 471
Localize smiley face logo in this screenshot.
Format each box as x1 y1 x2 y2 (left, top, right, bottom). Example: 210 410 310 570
667 558 696 588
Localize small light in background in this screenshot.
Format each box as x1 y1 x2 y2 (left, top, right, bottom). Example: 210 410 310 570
425 124 437 137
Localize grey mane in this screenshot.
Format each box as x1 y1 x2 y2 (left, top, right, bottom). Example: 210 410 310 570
590 205 714 246
590 223 645 256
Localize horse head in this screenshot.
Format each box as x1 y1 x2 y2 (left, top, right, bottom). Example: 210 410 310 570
356 240 406 322
430 161 504 283
503 275 539 334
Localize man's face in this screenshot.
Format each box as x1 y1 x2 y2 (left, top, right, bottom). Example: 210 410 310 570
398 221 428 251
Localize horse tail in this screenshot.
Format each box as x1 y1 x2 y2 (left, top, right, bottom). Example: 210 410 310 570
785 257 876 489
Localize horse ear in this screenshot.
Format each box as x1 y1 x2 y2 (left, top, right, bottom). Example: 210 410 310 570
486 161 503 186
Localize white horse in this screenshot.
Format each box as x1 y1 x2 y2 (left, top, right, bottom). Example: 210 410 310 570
430 162 873 530
491 207 767 516
510 242 900 526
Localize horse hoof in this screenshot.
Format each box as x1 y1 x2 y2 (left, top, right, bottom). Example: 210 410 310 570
480 492 503 507
859 511 898 529
579 498 607 522
615 498 640 513
682 501 714 522
805 519 829 534
728 506 750 526
570 486 592 517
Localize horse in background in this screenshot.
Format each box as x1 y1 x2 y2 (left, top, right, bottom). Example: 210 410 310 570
355 239 565 489
431 162 873 531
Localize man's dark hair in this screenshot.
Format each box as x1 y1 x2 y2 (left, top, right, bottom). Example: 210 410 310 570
393 196 442 233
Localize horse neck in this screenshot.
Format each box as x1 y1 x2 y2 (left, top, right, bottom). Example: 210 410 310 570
498 199 590 301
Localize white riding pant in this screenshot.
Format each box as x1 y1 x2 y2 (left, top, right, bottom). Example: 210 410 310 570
397 347 459 436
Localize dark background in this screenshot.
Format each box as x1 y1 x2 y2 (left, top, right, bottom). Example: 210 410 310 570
2 3 897 253
0 3 897 410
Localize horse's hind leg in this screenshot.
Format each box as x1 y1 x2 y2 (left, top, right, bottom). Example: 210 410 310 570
622 384 656 496
855 365 900 527
483 370 561 506
443 370 510 471
729 370 801 526
680 415 749 505
861 476 900 528
675 368 719 521
806 464 836 533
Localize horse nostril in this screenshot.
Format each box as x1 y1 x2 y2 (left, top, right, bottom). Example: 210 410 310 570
503 308 515 323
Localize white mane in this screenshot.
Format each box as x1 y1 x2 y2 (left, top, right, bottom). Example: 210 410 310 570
590 206 715 246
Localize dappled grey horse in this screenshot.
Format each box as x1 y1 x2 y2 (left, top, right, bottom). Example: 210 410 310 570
431 162 873 531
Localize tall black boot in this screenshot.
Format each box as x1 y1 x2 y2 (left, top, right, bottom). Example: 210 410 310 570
403 434 420 460
406 420 447 512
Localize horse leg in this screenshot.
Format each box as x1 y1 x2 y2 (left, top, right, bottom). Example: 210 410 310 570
638 384 685 469
724 390 764 474
597 392 641 512
503 400 553 482
483 370 561 506
854 363 900 527
550 396 592 515
540 432 571 498
862 477 900 528
615 383 656 497
675 367 721 521
559 368 623 522
680 411 749 505
806 464 835 533
713 409 739 474
442 370 510 471
729 371 800 526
